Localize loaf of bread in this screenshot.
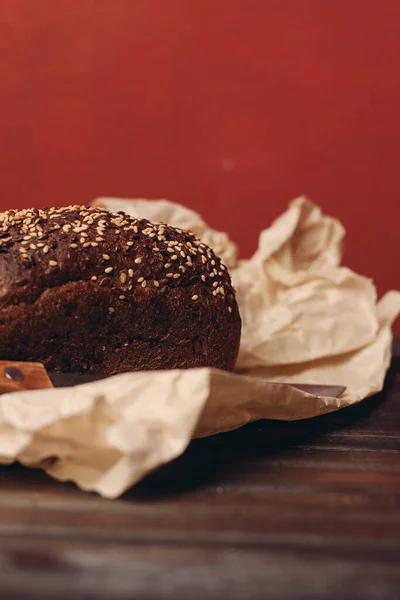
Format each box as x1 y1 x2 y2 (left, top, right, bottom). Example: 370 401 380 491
0 206 241 375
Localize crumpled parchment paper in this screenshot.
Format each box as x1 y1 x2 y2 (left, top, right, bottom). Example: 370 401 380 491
0 196 398 498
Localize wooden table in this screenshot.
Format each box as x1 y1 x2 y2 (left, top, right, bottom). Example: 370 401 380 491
0 342 399 600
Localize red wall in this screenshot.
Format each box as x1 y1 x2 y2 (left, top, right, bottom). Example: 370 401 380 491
0 1 399 327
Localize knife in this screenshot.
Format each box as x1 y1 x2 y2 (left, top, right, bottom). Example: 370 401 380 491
0 361 346 398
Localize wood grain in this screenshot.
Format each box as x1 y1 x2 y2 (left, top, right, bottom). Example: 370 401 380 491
0 343 399 599
0 360 52 394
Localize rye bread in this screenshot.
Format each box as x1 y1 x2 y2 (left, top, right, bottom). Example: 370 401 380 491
0 205 241 375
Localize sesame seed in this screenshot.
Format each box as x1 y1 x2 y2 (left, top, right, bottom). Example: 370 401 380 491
180 251 186 258
134 257 142 264
103 254 110 260
23 235 31 241
96 237 104 242
29 244 36 250
186 261 193 267
211 260 216 266
213 282 218 288
171 254 178 260
201 256 206 264
141 280 147 287
201 275 206 282
43 246 49 254
80 237 86 243
167 248 174 253
192 295 199 300
70 243 78 248
154 280 159 287
119 272 127 284
173 273 180 279
119 295 126 300
108 307 115 314
91 276 97 281
138 277 144 283
228 306 232 313
166 272 173 278
210 272 215 277
164 263 171 269
91 242 98 247
49 260 57 267
83 242 91 248
128 269 134 277
104 267 113 274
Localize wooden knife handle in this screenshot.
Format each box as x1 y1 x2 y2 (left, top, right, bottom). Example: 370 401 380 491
0 361 53 394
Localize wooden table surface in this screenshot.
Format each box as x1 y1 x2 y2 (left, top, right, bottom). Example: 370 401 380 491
0 342 399 600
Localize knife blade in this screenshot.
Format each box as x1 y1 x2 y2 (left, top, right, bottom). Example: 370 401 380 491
48 372 346 398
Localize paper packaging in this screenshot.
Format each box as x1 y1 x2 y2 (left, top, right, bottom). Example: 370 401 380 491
0 197 399 498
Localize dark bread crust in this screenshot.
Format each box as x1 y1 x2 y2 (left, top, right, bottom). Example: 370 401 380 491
0 206 241 375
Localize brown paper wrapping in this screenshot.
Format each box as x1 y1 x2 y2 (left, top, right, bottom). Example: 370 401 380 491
0 197 398 498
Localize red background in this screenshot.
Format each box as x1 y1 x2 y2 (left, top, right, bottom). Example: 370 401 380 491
0 1 399 328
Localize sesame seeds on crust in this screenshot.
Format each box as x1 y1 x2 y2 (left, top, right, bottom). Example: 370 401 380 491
0 205 236 311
